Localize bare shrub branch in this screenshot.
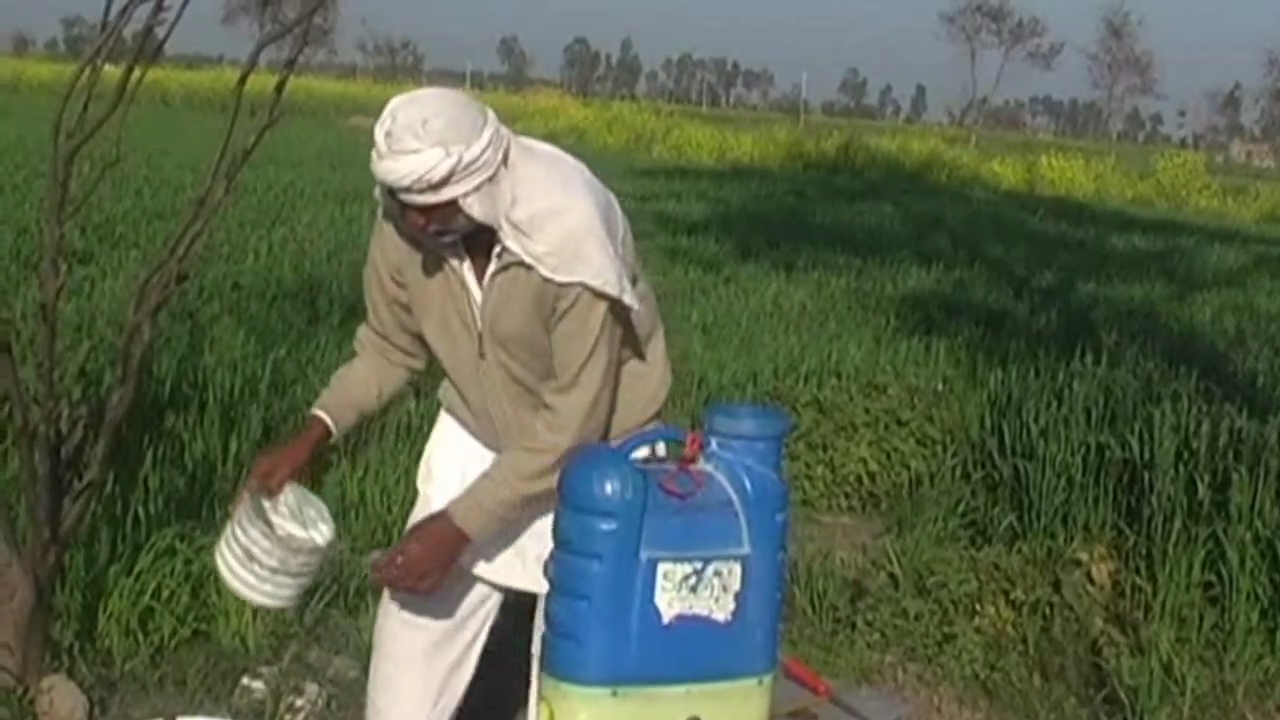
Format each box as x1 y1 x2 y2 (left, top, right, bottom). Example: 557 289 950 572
222 0 340 62
0 0 328 690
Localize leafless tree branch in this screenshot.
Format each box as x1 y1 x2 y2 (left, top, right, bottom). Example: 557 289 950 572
69 0 326 542
2 0 327 689
66 4 190 222
221 0 339 62
0 325 36 562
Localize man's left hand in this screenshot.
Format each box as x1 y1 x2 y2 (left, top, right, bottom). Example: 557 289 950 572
370 512 471 596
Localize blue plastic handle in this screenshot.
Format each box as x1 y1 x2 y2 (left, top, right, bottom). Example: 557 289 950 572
613 424 687 459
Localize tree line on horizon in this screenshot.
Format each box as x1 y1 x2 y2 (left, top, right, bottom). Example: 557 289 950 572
5 0 1279 161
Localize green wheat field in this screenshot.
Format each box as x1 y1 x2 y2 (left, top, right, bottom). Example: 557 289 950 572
5 62 1280 719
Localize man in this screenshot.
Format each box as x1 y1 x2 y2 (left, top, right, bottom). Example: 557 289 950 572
244 87 672 720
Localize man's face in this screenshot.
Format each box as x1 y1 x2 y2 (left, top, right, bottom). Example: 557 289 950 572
393 198 481 250
400 200 461 235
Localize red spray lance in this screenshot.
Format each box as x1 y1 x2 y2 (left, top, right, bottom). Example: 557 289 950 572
781 655 874 720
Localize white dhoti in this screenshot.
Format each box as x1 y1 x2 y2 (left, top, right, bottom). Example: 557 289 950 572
365 410 551 720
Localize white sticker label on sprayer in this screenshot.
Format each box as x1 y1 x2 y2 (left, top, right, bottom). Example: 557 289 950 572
653 559 743 625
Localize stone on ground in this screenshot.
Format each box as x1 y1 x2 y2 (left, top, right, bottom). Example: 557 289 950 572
34 673 90 720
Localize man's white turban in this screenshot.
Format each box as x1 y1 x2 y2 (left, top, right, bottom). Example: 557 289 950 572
367 86 641 311
370 86 512 206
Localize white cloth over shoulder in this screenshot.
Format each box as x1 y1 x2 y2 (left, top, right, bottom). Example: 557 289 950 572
369 86 640 310
411 409 664 595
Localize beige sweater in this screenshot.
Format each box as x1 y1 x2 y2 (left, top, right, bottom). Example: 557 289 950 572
311 216 672 542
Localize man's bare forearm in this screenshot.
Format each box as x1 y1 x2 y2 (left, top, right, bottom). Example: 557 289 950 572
298 413 334 451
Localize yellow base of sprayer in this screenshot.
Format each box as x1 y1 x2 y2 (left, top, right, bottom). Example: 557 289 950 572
537 673 773 720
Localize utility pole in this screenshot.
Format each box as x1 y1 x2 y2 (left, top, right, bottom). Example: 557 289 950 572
465 60 472 90
799 71 807 127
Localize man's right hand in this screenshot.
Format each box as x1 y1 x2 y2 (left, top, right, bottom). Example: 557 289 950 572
239 415 333 504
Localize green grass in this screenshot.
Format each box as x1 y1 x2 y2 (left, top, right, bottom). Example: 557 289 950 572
6 89 1280 719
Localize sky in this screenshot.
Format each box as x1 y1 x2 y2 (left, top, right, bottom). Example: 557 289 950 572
3 0 1276 110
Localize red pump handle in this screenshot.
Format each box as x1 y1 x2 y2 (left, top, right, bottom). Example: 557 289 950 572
781 656 835 700
657 431 706 500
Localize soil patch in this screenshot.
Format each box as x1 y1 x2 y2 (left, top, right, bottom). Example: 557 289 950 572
872 657 997 720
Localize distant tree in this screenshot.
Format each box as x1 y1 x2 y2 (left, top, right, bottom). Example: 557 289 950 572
1037 95 1106 139
736 64 755 106
906 82 929 122
758 67 777 106
658 55 676 100
127 23 166 63
55 14 98 58
8 30 36 56
610 36 644 99
221 0 340 60
496 34 531 89
1261 47 1280 145
643 53 746 108
1209 81 1247 143
1145 110 1165 143
773 81 807 115
836 66 869 108
354 20 425 83
738 65 775 108
1083 1 1159 137
1172 105 1187 132
1118 104 1147 141
680 56 704 105
677 55 702 106
728 59 744 106
641 67 661 98
1079 98 1107 137
876 82 899 119
938 0 1064 126
983 97 1028 130
711 56 739 107
1045 95 1073 135
560 36 599 97
591 51 610 96
41 36 60 54
693 56 712 108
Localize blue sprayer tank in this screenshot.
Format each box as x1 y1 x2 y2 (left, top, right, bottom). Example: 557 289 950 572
537 403 794 720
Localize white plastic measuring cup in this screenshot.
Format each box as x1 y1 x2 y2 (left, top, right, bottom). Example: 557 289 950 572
215 483 336 609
